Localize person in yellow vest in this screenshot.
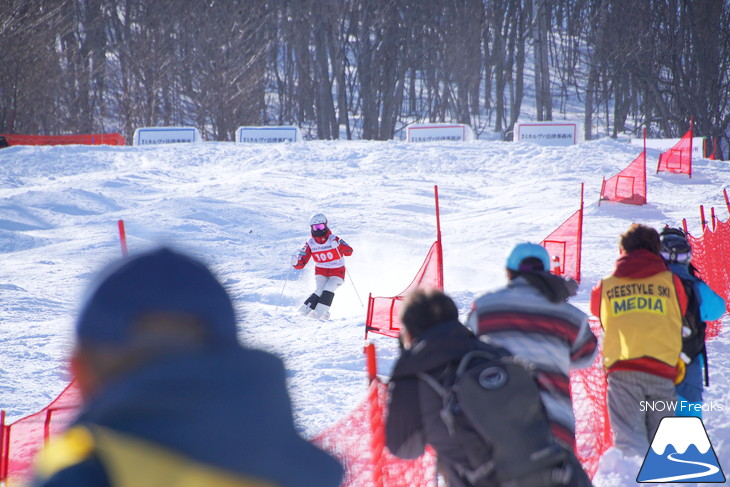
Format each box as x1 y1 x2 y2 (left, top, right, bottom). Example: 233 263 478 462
590 223 687 457
31 247 343 487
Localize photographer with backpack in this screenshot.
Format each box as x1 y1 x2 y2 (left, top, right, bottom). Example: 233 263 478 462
386 288 592 487
659 226 726 418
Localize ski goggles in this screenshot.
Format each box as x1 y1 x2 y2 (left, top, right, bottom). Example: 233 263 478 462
311 223 326 231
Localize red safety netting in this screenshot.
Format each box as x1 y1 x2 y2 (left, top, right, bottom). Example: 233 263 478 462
686 216 730 339
541 188 583 282
1 381 81 484
570 319 611 478
599 149 647 206
314 379 437 487
320 320 611 485
365 186 445 340
657 128 692 177
364 240 444 339
0 133 126 146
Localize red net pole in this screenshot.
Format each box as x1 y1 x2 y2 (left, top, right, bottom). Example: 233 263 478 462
365 342 378 383
0 410 6 482
434 185 444 291
700 206 706 232
577 183 584 283
643 129 647 199
118 219 128 256
689 117 694 178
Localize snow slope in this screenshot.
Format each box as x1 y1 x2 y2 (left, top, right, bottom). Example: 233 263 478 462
0 138 728 486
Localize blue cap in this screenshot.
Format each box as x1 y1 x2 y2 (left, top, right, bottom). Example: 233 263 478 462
506 242 551 272
76 247 237 347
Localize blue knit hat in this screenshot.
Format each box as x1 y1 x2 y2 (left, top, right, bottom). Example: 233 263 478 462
505 242 551 272
76 247 237 347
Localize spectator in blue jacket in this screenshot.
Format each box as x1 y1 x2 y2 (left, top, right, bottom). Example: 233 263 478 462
32 247 343 487
660 227 726 418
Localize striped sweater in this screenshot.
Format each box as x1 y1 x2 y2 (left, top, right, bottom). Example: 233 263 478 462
466 274 598 450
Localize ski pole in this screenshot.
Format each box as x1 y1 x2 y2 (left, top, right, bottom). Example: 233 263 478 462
278 266 294 307
346 269 365 309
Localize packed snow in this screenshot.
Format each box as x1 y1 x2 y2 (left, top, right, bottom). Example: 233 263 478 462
0 136 728 486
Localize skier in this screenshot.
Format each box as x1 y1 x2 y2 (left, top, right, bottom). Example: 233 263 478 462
659 226 726 418
292 213 353 320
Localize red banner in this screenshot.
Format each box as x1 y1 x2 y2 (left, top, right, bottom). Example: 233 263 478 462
0 133 126 146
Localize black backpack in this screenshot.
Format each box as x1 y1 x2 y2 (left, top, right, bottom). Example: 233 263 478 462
418 344 589 486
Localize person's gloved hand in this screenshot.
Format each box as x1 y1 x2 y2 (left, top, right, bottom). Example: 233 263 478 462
563 277 579 297
291 254 300 266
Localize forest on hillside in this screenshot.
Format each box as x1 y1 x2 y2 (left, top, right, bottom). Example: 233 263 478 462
1 0 728 157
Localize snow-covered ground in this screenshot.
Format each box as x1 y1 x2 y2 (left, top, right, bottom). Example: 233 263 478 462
0 137 727 485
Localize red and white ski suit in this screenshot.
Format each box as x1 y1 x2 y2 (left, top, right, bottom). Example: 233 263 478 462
293 230 353 280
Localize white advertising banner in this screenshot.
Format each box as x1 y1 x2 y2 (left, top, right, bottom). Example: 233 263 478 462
515 122 577 146
630 137 706 158
133 127 201 146
406 123 475 142
236 126 301 143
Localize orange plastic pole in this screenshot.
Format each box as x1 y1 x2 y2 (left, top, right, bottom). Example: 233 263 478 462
700 205 707 233
700 206 706 232
434 185 444 290
0 410 6 482
577 182 584 283
118 219 128 256
365 342 378 383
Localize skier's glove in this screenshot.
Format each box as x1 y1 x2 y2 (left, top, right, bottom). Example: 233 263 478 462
291 254 300 266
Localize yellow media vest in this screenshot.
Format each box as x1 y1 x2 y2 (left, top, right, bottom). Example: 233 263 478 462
599 270 683 369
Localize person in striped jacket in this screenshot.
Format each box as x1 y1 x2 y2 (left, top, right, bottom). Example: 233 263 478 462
466 242 598 453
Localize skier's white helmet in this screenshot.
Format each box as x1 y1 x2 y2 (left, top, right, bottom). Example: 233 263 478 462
309 213 328 226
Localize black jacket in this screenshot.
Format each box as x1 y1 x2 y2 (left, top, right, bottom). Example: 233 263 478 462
386 319 500 487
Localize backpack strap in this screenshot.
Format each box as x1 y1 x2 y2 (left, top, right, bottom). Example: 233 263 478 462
417 370 457 437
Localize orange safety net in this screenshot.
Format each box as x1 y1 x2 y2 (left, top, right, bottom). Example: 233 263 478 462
686 216 730 339
314 379 437 487
541 207 583 282
320 320 611 484
364 240 444 339
657 128 692 177
0 133 126 146
570 319 611 477
1 382 81 483
599 149 647 206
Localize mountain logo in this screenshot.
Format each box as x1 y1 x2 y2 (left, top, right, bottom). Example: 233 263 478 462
637 416 725 483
